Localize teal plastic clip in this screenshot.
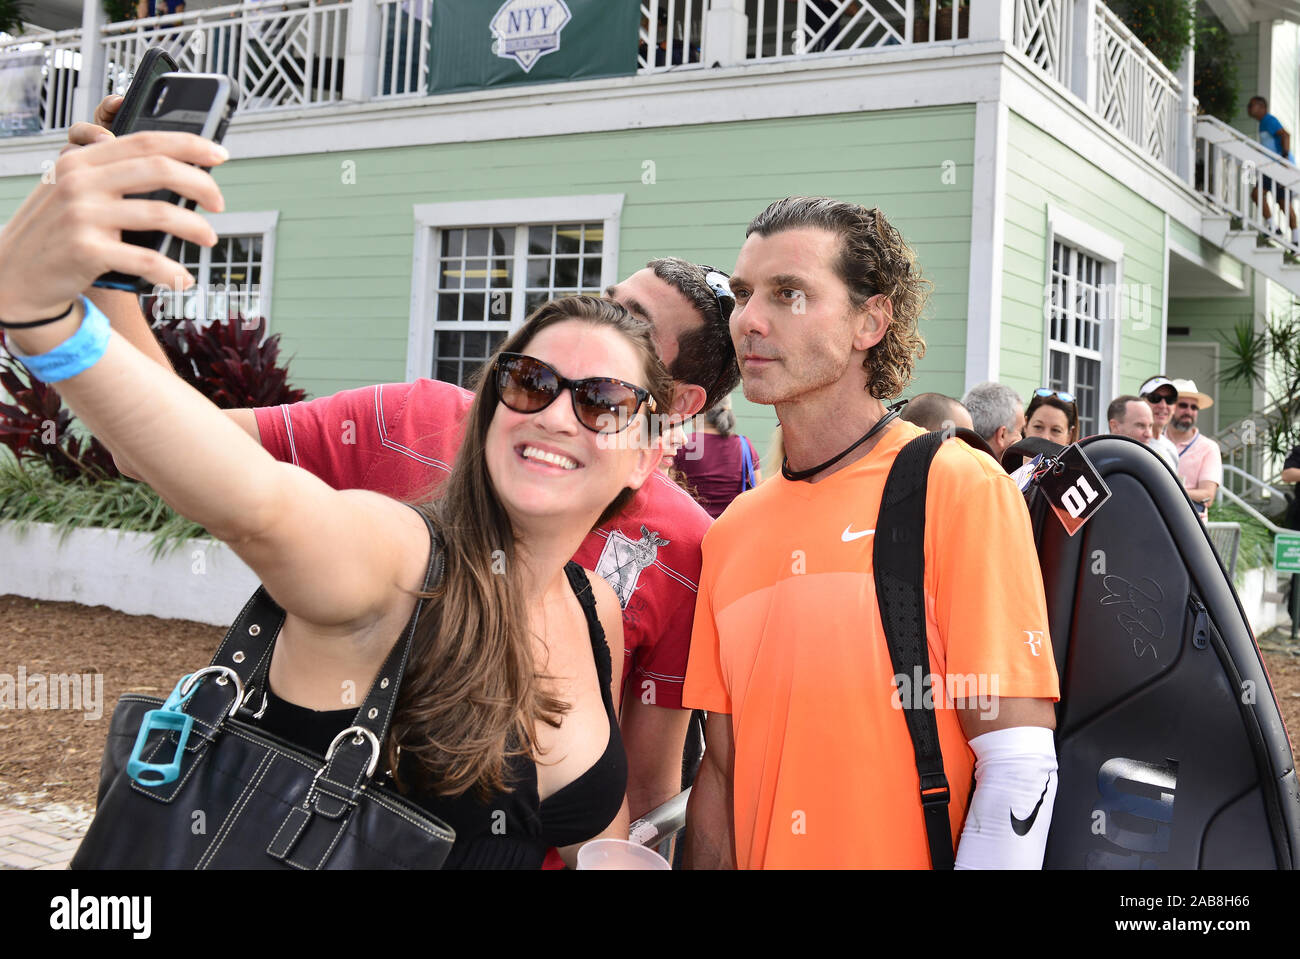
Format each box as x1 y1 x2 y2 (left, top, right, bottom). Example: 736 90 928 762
126 673 199 787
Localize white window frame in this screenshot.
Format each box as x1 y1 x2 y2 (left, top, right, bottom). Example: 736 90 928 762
407 195 624 382
1043 206 1124 436
171 210 279 328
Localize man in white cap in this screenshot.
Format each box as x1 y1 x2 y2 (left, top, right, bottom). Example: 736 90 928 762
1164 380 1221 524
1137 375 1180 470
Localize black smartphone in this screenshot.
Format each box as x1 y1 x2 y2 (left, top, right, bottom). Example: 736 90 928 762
95 72 239 294
109 46 179 137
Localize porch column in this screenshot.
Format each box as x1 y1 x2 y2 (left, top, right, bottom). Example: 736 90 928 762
702 0 749 67
342 0 382 103
71 0 106 124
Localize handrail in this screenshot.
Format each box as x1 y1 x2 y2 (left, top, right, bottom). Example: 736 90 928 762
1217 486 1287 535
1221 464 1288 501
1197 115 1300 185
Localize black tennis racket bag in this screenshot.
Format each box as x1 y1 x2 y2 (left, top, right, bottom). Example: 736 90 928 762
877 431 1300 869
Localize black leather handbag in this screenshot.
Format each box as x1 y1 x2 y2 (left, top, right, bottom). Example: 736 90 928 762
71 521 455 869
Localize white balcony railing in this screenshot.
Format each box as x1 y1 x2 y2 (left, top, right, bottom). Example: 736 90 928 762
2 0 1188 184
1014 0 1071 86
99 0 350 114
374 0 431 97
1012 0 1183 173
640 0 708 72
1092 3 1179 168
0 27 82 137
748 0 969 60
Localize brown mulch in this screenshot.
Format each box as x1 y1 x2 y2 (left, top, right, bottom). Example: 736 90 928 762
1 597 1299 814
0 595 222 811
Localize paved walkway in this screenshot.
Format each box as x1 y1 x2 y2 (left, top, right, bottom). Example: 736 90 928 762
0 800 89 870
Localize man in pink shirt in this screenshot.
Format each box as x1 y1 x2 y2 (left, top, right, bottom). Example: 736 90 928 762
1165 379 1222 525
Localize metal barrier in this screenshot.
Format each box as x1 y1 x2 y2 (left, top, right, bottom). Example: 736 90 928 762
1207 521 1241 581
629 787 690 864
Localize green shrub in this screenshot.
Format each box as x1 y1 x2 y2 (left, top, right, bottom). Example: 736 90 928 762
1109 0 1195 72
1208 501 1277 581
0 453 205 557
0 0 27 35
1194 11 1239 122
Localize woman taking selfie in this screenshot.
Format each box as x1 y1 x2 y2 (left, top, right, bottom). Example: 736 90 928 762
0 132 670 868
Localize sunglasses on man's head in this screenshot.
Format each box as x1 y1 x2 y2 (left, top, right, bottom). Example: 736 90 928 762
1034 387 1076 405
700 266 736 323
493 352 656 434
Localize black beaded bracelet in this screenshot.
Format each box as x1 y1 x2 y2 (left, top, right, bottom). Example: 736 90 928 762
0 300 78 330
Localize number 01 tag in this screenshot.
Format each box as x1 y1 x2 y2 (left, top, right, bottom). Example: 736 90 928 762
1036 443 1112 536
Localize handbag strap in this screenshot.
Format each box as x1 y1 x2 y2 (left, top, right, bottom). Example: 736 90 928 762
184 508 445 811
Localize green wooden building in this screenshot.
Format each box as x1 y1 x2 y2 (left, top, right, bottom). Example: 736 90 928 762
3 0 1299 482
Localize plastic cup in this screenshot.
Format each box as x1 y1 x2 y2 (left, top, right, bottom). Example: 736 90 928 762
576 838 671 870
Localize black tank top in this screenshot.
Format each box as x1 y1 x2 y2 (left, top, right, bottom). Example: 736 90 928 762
254 561 627 869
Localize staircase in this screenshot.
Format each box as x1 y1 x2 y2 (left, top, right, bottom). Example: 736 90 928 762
1215 400 1292 512
1196 116 1300 298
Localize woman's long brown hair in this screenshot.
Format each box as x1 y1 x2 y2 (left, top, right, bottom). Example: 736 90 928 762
387 295 674 799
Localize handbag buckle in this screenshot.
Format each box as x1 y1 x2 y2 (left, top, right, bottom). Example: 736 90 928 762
126 667 244 788
324 725 382 779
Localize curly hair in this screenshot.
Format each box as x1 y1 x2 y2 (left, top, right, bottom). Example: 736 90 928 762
745 197 929 399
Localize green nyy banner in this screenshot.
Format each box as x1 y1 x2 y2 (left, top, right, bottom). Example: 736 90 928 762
428 0 640 95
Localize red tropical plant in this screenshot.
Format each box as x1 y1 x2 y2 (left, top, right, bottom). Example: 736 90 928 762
1 302 306 482
146 305 308 410
0 355 122 480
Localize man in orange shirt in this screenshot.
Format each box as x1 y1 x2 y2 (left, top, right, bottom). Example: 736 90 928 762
682 197 1061 868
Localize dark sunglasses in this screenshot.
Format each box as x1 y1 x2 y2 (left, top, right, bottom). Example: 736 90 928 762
700 266 736 322
1144 389 1177 405
1034 387 1076 405
494 352 656 434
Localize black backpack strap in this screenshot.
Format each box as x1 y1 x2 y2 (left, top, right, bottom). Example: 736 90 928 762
873 430 955 869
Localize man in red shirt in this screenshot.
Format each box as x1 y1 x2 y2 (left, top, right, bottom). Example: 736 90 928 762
91 257 738 828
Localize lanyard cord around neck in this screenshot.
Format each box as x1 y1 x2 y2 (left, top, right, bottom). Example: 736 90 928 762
1177 432 1199 459
781 405 904 482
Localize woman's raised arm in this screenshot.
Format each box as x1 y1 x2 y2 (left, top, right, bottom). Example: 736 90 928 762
0 133 429 629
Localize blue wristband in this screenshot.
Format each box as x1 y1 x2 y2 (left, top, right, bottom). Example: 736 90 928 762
8 295 111 383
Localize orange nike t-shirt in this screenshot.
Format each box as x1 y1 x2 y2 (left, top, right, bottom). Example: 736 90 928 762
683 421 1061 868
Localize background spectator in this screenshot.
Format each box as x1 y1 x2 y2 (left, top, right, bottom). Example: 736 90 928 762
1139 375 1180 467
1109 394 1175 470
673 395 761 518
962 381 1024 462
1247 95 1298 243
900 391 972 432
1284 444 1300 530
1025 388 1079 445
1165 379 1221 525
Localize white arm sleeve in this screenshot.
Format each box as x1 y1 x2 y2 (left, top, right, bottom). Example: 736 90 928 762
953 725 1058 870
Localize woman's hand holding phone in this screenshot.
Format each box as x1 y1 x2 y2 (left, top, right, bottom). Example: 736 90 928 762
61 95 126 154
0 132 228 334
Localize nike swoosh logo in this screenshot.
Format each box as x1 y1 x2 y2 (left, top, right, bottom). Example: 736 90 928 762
841 526 875 542
1009 775 1053 836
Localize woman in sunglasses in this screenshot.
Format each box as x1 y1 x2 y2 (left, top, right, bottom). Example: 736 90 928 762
3 256 670 865
1024 388 1080 446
